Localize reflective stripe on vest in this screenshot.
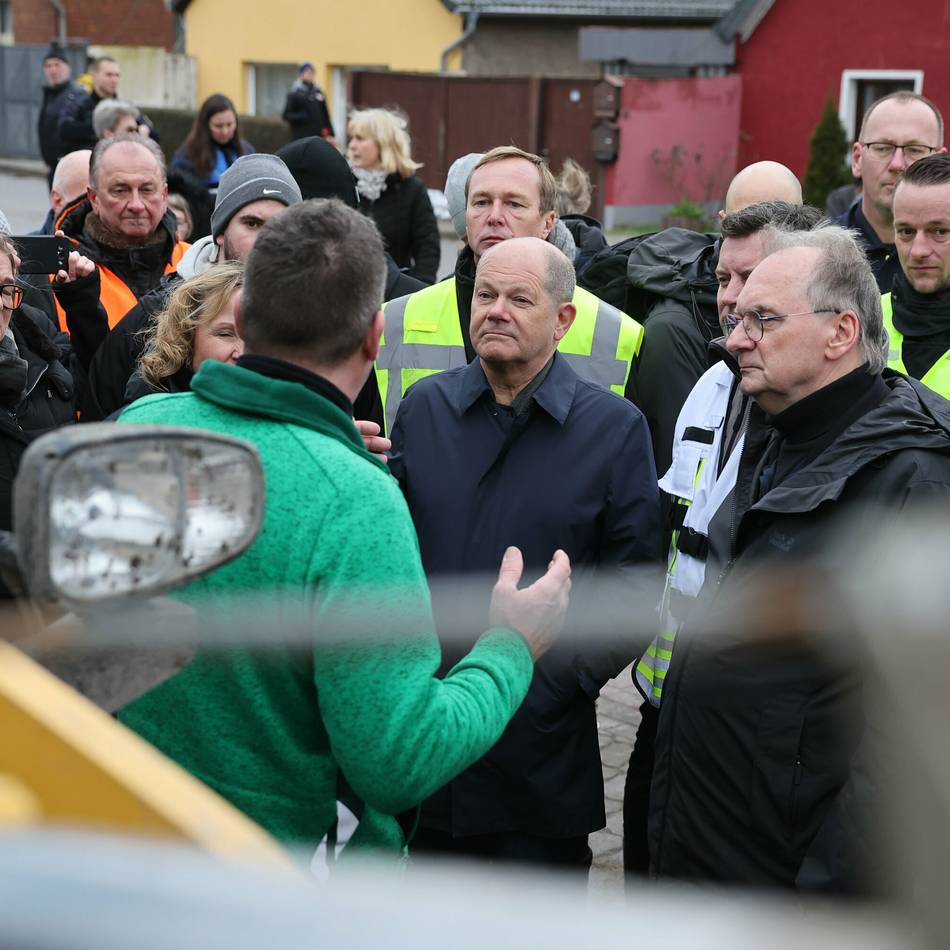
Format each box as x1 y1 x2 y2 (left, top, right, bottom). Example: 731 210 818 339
635 362 738 706
376 278 643 435
882 291 950 398
54 240 189 333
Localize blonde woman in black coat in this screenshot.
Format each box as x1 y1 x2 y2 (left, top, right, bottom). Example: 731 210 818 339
347 108 440 285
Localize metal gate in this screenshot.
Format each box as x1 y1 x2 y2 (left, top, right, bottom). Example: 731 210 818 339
0 44 87 160
348 71 602 215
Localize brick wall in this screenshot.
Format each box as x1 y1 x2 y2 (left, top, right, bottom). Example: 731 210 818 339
12 0 176 49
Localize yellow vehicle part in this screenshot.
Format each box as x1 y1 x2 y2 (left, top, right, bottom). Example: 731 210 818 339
0 641 297 872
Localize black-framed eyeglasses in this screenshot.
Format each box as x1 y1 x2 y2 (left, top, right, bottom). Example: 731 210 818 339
0 283 23 312
722 308 836 342
861 142 937 162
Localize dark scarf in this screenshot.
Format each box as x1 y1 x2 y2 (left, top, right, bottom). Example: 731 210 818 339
0 332 27 406
756 365 889 497
83 212 175 299
890 269 950 379
0 312 62 407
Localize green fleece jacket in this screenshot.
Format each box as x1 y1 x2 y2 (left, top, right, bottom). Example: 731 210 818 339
117 360 533 852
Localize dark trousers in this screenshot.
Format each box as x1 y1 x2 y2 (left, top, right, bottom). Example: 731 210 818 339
411 826 592 874
623 700 658 877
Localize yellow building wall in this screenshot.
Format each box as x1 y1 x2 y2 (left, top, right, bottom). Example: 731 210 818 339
183 0 462 114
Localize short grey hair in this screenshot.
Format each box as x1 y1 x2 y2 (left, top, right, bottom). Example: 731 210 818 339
479 237 575 307
761 224 886 373
89 133 166 189
92 98 138 137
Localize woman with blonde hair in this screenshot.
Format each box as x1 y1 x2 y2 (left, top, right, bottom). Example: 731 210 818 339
128 260 244 405
347 107 440 284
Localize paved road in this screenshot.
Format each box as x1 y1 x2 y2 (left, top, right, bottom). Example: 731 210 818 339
0 168 49 234
591 666 639 893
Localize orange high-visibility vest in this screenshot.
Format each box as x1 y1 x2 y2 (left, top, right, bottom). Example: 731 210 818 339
54 240 189 332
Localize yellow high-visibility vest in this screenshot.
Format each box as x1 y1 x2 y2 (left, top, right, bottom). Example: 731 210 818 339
882 292 950 398
376 278 643 434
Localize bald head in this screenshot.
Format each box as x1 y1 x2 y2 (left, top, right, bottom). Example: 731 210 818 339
479 236 575 305
50 149 91 216
724 161 802 215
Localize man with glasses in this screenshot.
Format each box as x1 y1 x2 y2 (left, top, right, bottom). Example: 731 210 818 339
647 224 950 893
835 91 946 292
624 200 822 877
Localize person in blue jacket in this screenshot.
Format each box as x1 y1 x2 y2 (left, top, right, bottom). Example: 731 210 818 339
172 94 255 195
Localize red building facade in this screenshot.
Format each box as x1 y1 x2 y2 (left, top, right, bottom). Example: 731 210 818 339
733 0 950 175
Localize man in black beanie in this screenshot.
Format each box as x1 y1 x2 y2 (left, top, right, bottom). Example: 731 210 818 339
276 136 426 304
83 152 302 419
37 44 80 187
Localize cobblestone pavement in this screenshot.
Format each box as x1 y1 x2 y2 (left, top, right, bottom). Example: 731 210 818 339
590 665 641 895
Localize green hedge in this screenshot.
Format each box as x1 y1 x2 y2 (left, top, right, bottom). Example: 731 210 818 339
147 108 291 161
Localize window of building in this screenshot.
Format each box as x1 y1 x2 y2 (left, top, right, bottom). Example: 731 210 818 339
839 70 924 141
245 62 299 117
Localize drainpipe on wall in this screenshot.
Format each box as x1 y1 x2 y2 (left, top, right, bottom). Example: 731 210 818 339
440 12 479 72
46 0 67 47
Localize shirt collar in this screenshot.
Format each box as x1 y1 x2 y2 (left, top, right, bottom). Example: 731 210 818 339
849 199 894 252
456 351 577 424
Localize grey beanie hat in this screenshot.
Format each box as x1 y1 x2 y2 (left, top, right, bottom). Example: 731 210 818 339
211 153 302 239
0 209 10 236
444 152 483 241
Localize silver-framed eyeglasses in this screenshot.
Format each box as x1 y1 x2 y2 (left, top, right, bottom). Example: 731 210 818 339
722 309 836 342
861 142 937 162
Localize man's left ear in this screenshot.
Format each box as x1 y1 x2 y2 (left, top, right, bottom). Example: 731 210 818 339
541 210 556 240
554 301 577 341
827 309 861 361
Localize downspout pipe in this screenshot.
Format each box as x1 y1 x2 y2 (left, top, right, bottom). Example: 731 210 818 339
440 12 479 72
47 0 67 48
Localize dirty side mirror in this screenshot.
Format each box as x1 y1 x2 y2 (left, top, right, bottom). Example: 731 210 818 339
14 424 264 609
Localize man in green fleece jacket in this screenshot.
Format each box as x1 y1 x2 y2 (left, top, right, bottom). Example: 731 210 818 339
117 199 571 858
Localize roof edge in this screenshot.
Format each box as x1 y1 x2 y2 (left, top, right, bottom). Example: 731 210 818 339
715 0 776 42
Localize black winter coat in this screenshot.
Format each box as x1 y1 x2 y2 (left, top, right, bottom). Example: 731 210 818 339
0 305 77 532
38 80 81 167
358 174 441 285
626 229 720 478
83 272 180 421
561 213 608 275
649 374 950 892
282 81 334 140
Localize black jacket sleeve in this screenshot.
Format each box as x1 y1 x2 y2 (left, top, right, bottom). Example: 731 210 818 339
52 269 109 372
83 300 155 421
406 179 441 285
282 90 306 125
573 407 663 697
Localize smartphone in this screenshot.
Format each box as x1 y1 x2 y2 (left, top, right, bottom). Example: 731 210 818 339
13 236 71 275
